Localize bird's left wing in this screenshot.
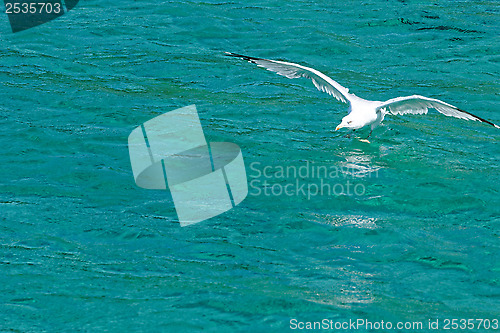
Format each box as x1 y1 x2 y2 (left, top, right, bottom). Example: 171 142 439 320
225 52 352 104
376 95 499 128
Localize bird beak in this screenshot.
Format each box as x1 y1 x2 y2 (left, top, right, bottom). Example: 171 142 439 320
335 125 342 131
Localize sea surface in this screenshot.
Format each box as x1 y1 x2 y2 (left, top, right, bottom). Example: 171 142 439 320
1 0 499 332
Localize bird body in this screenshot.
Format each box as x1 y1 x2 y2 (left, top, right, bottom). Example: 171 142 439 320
225 52 499 139
342 98 382 130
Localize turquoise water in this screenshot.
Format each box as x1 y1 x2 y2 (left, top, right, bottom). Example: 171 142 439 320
1 0 499 331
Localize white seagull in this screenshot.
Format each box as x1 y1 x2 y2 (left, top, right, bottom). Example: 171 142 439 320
226 52 499 141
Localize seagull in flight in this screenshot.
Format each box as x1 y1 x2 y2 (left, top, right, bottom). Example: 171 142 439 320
225 52 499 141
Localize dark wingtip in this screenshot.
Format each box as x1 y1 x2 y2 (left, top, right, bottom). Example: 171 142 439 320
456 107 499 129
224 52 263 62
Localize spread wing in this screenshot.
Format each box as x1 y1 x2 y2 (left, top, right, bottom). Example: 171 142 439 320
377 95 499 128
225 52 352 104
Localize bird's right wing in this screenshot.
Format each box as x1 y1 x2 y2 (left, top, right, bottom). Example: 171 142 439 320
376 95 500 128
225 52 352 104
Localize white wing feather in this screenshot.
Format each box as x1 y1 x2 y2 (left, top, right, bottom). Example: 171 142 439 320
377 95 500 128
226 52 352 104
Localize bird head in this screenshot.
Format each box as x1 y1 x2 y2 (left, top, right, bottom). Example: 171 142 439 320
335 114 361 131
